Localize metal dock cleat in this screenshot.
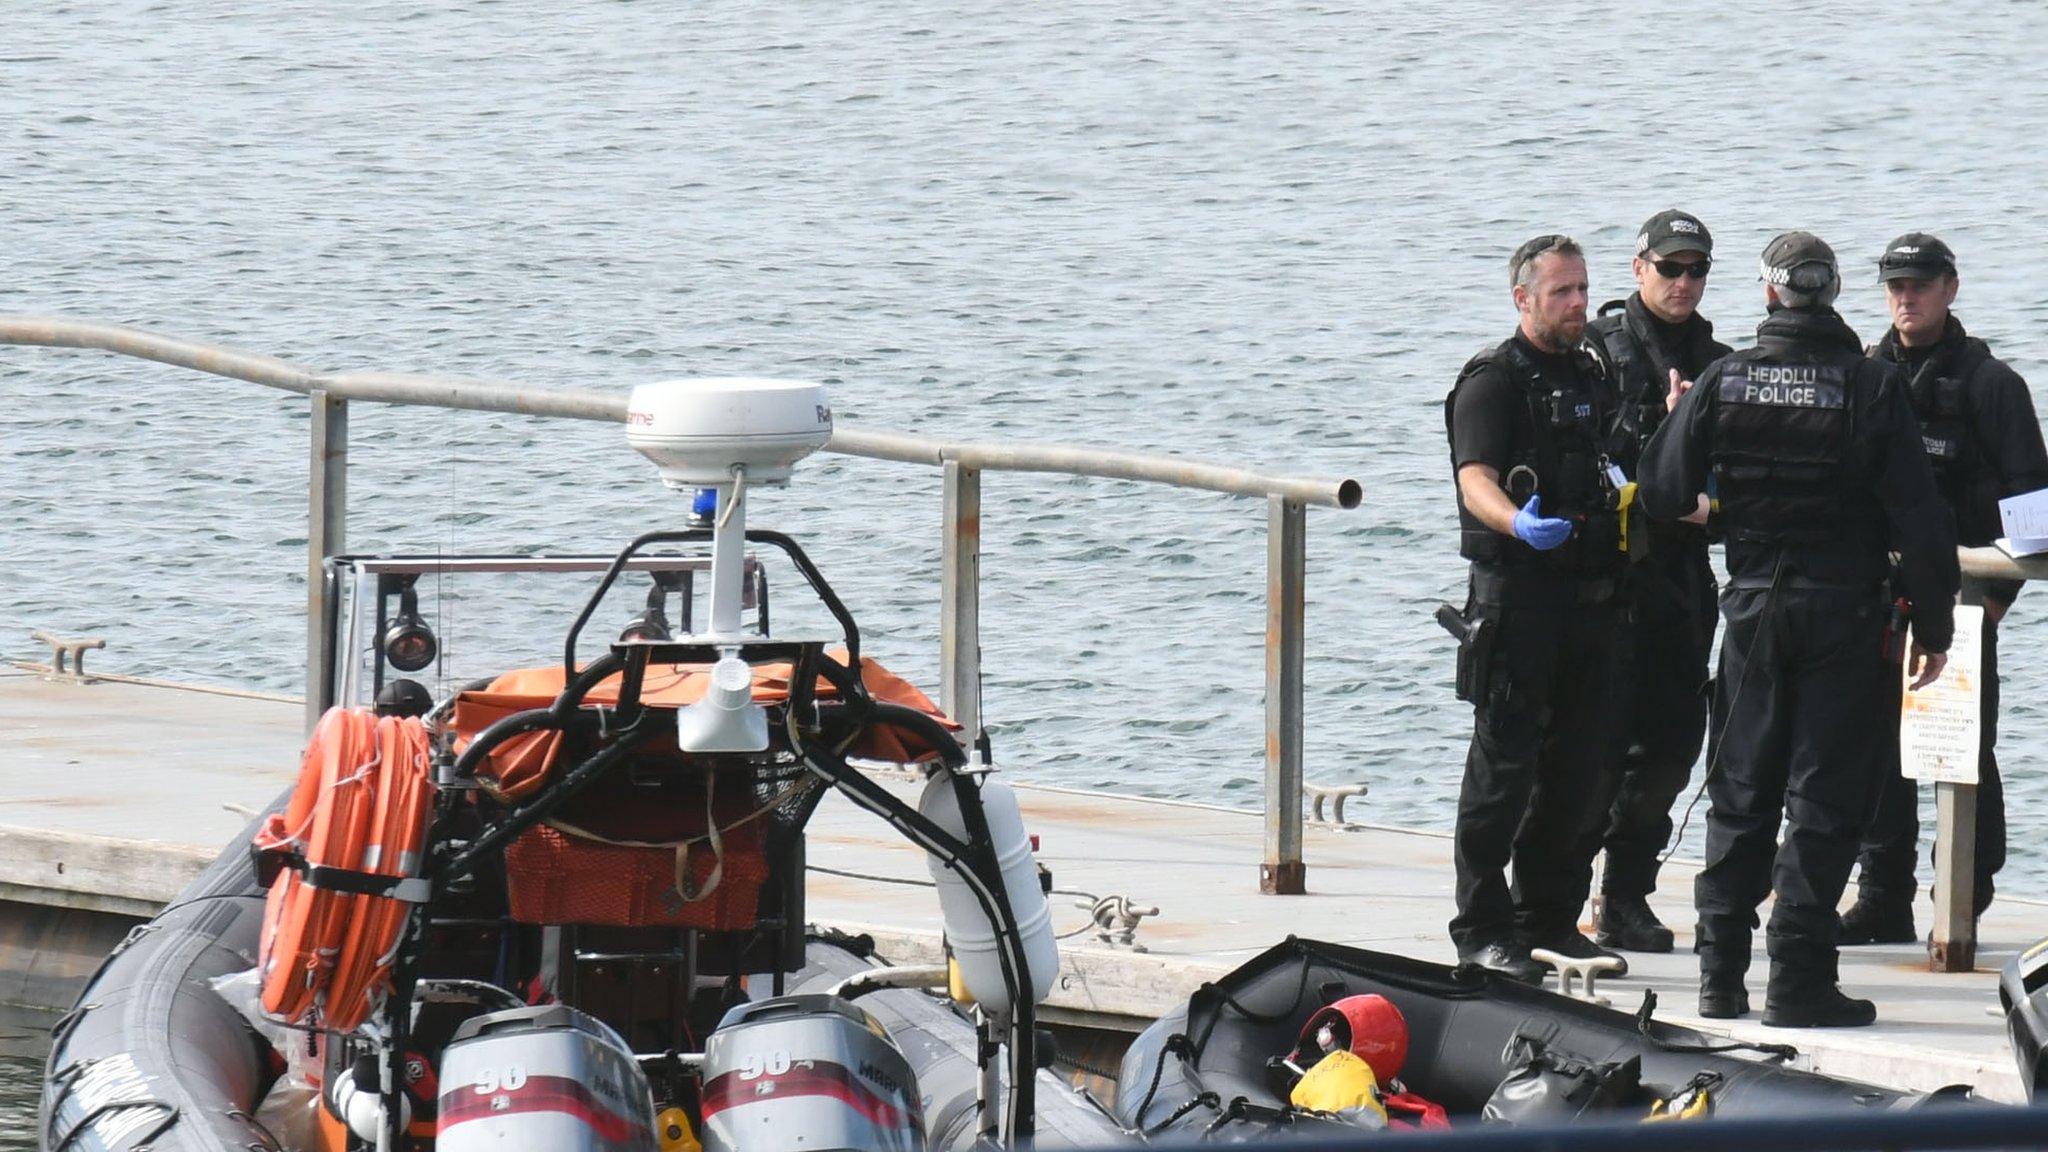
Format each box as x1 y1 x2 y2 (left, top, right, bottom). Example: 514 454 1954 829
1528 947 1623 1005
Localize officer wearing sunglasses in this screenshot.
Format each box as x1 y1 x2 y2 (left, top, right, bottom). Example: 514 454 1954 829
1584 211 1731 958
1842 234 2048 946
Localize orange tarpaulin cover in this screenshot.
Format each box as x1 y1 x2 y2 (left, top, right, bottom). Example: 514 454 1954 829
451 651 955 799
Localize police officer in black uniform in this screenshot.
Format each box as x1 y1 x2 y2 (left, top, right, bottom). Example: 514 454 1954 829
1840 233 2048 943
1445 234 1631 984
1588 210 1731 954
1638 232 1958 1027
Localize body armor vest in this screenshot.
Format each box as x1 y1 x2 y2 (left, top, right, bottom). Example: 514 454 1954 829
1591 304 1672 470
1445 337 1621 573
1901 337 1992 500
1710 350 1857 546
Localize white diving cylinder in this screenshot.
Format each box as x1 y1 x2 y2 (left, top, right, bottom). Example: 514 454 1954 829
329 1074 411 1145
918 773 1058 1013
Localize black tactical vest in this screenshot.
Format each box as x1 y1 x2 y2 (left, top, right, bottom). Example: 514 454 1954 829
1445 337 1621 573
1591 304 1671 470
1709 351 1857 546
1903 337 1992 497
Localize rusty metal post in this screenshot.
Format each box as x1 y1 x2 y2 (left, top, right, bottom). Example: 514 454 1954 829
306 391 347 734
1930 578 1982 972
1262 496 1306 894
940 460 982 746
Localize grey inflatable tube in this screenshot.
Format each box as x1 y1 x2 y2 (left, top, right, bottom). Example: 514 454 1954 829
42 799 283 1152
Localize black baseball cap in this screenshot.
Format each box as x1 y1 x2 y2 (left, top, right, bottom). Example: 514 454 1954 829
1877 232 1957 282
1758 231 1839 292
1635 210 1712 258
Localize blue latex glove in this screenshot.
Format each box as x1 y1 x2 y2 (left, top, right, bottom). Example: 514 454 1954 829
1512 495 1573 551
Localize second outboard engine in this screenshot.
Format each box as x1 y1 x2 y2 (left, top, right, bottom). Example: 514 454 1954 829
437 1004 661 1151
701 995 924 1152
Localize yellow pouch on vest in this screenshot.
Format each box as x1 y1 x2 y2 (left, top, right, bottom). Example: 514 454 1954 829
1290 1050 1388 1122
1617 481 1638 555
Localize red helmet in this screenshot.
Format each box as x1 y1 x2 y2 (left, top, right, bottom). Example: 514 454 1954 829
1293 994 1409 1083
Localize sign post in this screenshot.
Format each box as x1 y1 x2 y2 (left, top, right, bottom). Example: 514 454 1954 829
1902 601 1983 972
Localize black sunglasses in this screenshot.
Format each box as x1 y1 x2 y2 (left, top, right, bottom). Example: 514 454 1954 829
1650 257 1711 280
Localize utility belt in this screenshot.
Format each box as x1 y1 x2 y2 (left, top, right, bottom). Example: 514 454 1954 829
1724 574 1884 593
1469 562 1621 607
1438 566 1620 705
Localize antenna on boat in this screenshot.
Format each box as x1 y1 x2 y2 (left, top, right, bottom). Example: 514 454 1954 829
626 378 832 750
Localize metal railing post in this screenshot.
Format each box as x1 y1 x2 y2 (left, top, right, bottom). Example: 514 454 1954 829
306 391 347 734
940 461 982 747
1262 496 1306 894
1930 578 1982 972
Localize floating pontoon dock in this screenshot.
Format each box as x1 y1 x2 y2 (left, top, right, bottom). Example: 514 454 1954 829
0 665 2030 1103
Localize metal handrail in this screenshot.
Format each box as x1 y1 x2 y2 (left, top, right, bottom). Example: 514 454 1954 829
1 313 1354 894
1961 545 2048 581
0 316 1357 508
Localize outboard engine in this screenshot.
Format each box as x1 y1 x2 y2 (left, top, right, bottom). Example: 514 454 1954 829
700 994 924 1152
436 1004 661 1151
2001 938 2048 1100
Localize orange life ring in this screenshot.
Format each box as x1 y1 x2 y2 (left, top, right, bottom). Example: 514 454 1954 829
255 707 435 1030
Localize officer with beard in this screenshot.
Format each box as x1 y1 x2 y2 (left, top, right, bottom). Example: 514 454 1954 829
1637 232 1957 1027
1841 234 2048 943
1587 210 1731 954
1444 234 1630 984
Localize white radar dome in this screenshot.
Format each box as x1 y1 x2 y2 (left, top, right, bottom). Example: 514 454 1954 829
626 378 832 488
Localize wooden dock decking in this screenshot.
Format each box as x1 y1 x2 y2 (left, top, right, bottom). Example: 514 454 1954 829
0 665 2034 1102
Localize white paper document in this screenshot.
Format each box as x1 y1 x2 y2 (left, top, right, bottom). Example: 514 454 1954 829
1998 487 2048 557
1900 604 1983 784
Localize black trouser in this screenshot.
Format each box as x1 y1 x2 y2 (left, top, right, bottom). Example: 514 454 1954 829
1450 566 1628 952
1695 584 1888 987
1854 615 2005 913
1601 541 1716 899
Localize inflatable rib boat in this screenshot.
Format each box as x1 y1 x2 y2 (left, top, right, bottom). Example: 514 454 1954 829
1115 936 1976 1140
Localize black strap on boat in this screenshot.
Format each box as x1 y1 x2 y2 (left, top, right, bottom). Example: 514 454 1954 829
1150 1091 1218 1136
1632 990 1799 1062
1190 950 1317 1056
252 845 432 903
1132 1032 1193 1128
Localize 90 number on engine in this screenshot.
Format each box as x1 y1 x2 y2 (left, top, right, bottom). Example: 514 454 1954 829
738 1051 792 1080
472 1064 529 1094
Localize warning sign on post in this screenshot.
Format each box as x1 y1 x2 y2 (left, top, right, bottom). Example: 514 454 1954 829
1900 605 1983 784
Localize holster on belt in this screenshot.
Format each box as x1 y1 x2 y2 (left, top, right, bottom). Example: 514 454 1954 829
1437 602 1496 704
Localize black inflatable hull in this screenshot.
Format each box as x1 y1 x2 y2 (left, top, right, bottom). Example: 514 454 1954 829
1115 936 1954 1140
42 807 279 1152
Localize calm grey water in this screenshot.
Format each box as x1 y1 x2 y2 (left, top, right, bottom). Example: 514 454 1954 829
6 2 2048 1135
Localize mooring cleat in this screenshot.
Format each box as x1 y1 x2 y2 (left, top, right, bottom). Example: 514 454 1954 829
1528 947 1624 1005
1305 782 1370 825
28 630 106 684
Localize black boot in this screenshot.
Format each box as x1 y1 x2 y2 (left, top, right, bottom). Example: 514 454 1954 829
1526 929 1628 977
1698 973 1749 1019
1456 940 1546 985
1596 894 1675 953
1837 898 1915 946
1763 982 1876 1028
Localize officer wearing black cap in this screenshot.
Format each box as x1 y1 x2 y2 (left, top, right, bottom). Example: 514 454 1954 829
1443 234 1630 984
1636 231 1958 1027
1840 233 2048 944
1586 210 1731 955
